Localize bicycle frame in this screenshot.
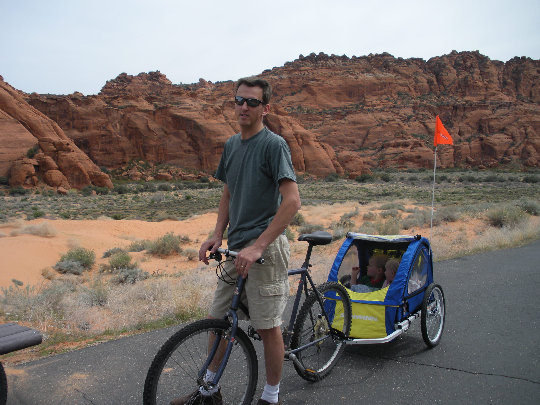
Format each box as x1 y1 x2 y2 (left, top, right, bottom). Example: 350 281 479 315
205 240 339 389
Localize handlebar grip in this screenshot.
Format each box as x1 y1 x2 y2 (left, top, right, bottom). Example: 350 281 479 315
211 248 265 264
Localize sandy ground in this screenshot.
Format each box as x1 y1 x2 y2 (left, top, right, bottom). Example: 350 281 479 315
0 200 524 289
0 214 219 288
0 202 372 288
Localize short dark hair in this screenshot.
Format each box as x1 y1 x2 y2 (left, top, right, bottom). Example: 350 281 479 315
235 77 271 104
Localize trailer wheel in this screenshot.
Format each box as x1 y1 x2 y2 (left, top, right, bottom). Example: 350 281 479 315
421 283 445 348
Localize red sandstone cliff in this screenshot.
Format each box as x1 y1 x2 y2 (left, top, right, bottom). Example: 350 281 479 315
0 77 112 189
2 51 539 184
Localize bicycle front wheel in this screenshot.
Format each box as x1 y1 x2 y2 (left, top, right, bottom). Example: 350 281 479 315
290 281 352 381
143 318 258 405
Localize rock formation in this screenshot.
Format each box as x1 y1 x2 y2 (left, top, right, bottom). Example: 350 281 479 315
1 51 538 183
0 77 112 189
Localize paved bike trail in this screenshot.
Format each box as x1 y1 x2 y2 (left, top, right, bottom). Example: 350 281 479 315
4 240 540 404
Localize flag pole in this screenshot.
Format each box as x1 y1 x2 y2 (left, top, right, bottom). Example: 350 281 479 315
430 146 438 241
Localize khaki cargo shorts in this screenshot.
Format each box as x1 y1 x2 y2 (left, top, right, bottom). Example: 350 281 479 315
209 234 290 330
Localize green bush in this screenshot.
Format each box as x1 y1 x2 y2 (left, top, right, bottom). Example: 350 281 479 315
0 176 8 186
147 233 183 256
285 227 295 241
109 251 134 270
103 247 126 258
355 173 373 183
485 205 526 228
298 223 325 235
128 240 150 252
517 199 540 216
26 144 40 158
184 248 198 261
522 175 539 183
57 247 95 270
376 218 402 235
324 173 339 182
112 268 149 284
53 260 85 275
9 186 29 196
290 212 305 226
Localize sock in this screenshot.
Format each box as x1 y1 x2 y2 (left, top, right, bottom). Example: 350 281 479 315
260 383 280 404
200 369 219 396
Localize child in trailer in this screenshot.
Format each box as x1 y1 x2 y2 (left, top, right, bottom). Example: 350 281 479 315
382 258 400 288
350 254 387 293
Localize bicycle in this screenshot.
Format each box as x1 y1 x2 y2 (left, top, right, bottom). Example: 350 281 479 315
143 231 352 405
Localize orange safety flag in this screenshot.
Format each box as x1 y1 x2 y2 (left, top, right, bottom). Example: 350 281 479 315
434 115 453 146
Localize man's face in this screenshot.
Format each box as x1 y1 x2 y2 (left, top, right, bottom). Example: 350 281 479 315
235 84 269 128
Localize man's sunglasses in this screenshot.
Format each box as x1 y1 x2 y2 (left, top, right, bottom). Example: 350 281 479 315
234 96 265 107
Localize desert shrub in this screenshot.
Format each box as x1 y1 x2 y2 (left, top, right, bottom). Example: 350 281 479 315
285 227 295 241
128 240 150 252
147 233 183 256
376 218 402 235
380 209 400 219
184 248 198 261
103 247 126 258
517 199 540 216
331 227 348 240
380 173 391 182
379 202 405 211
53 260 85 275
31 209 45 218
78 280 108 307
8 186 29 196
157 183 172 191
114 184 130 194
26 144 40 158
298 223 325 235
57 247 95 270
355 173 373 183
112 268 149 284
324 173 339 182
485 205 527 228
438 206 462 222
109 251 135 270
290 212 305 226
522 175 539 183
484 174 500 182
358 221 377 234
363 212 377 220
0 176 8 185
402 209 430 229
12 223 57 237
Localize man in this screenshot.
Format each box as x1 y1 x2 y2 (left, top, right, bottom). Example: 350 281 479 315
177 78 300 405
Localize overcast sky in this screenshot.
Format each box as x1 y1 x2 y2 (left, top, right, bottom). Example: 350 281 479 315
2 0 539 95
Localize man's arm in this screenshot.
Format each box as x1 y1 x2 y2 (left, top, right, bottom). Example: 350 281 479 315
235 178 301 277
198 184 230 264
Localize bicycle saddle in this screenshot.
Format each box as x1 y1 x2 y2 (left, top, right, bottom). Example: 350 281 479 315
297 231 333 245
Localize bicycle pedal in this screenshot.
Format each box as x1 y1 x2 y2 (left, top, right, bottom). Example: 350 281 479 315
247 325 262 341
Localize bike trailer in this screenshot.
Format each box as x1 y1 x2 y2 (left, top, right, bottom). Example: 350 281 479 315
327 233 434 342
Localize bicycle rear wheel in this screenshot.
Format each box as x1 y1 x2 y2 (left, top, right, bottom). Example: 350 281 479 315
290 281 352 381
143 318 258 405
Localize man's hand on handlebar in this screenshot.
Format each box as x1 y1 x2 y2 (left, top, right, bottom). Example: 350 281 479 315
199 237 222 265
235 244 264 278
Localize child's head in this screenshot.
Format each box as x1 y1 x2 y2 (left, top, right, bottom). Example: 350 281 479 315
384 258 400 284
367 254 388 280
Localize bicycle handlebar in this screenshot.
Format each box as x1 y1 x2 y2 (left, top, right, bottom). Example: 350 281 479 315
209 248 265 265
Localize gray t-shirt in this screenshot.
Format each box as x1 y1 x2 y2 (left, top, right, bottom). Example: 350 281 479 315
215 127 296 250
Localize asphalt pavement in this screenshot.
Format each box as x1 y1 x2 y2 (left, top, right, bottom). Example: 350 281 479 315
4 240 540 404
